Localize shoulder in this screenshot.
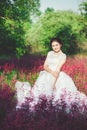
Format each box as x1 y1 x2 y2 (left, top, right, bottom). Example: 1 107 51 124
62 52 66 58
47 51 53 56
61 52 67 60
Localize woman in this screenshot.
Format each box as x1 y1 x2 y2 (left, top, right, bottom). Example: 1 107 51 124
15 37 87 110
31 37 77 98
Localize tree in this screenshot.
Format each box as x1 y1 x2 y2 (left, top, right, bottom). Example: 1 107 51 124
79 1 87 38
26 10 85 55
0 0 40 22
45 8 55 14
0 0 40 57
79 1 87 18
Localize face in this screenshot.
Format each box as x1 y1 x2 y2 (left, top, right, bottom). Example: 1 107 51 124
51 41 62 53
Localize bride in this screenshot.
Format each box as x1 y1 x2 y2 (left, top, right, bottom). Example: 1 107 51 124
15 37 87 111
31 37 77 97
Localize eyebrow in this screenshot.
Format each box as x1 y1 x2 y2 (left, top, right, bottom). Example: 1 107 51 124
52 43 59 46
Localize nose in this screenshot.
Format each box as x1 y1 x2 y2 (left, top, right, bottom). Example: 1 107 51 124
54 45 58 48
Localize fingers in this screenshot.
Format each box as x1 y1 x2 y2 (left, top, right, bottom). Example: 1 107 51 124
53 86 56 91
52 72 58 78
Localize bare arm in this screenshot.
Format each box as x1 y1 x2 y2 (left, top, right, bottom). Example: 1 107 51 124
44 52 66 90
52 55 66 90
44 52 66 77
43 52 60 77
43 52 54 75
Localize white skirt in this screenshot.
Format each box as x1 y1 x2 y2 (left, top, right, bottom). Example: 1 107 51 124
32 71 77 97
15 71 79 108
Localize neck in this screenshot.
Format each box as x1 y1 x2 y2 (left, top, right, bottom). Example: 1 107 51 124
54 50 62 54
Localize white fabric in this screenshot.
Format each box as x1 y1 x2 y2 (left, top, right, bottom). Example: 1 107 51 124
32 51 77 97
15 81 31 108
15 51 87 112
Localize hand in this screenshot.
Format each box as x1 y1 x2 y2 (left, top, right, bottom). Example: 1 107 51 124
53 86 56 91
51 71 59 78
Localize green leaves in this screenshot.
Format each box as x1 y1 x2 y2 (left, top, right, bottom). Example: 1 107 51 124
27 10 86 55
0 0 40 57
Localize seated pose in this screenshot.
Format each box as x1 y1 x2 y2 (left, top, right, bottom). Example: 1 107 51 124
15 37 87 110
31 37 77 98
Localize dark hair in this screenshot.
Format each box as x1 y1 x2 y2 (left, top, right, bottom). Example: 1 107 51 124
50 37 63 49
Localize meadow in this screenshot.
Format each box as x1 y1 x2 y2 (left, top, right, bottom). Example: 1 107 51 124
0 54 87 130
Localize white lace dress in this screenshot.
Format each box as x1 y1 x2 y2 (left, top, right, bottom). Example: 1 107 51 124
15 51 87 112
32 51 77 97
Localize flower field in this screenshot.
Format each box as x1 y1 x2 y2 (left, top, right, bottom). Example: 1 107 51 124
0 54 87 130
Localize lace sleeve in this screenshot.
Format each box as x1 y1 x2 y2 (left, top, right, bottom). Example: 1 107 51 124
55 53 66 72
43 51 52 66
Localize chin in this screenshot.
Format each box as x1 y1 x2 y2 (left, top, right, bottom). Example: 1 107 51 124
54 50 60 53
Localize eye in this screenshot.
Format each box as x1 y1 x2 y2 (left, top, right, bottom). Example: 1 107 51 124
52 45 55 47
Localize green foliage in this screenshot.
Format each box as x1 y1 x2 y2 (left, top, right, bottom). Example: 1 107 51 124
79 1 87 19
0 18 26 57
45 7 55 14
0 0 40 22
0 0 40 57
26 10 86 55
79 1 87 40
0 0 87 57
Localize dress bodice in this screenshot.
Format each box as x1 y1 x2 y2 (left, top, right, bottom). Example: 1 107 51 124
46 51 66 71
